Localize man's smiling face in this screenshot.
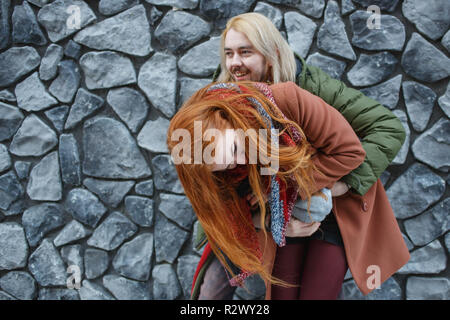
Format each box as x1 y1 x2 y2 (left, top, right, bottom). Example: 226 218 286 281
224 28 270 82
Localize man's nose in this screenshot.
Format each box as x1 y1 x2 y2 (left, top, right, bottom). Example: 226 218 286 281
231 54 243 67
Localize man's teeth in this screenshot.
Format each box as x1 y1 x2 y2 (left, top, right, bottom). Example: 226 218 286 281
235 72 247 77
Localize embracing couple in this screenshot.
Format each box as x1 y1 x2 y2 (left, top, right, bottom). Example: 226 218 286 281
167 12 409 300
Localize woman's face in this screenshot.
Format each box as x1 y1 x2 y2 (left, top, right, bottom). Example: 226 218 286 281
224 28 270 82
211 128 246 172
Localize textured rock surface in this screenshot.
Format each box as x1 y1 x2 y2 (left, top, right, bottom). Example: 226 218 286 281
0 223 28 270
0 170 24 211
15 72 58 112
340 277 402 300
39 44 64 81
27 152 62 201
138 53 177 118
317 1 355 61
387 163 445 219
360 75 402 110
152 263 181 300
22 203 68 247
401 33 450 82
350 11 405 51
87 211 137 251
406 277 450 300
65 89 104 130
83 178 135 208
397 240 447 274
137 118 170 153
59 134 81 186
347 52 397 86
12 1 46 46
402 0 450 41
84 248 109 280
28 239 67 287
253 2 282 30
154 10 210 53
0 102 24 142
438 83 450 118
0 271 37 300
402 81 436 132
0 0 448 301
10 114 57 157
199 0 255 29
48 60 81 104
124 196 154 227
103 274 151 300
82 116 151 179
154 213 189 264
412 119 450 172
112 233 153 281
0 46 40 87
37 0 97 43
352 0 400 12
106 88 149 134
178 37 221 77
74 5 151 57
65 188 107 228
404 198 450 246
391 110 410 165
305 53 347 80
0 144 10 174
152 155 184 194
284 11 316 58
79 51 136 90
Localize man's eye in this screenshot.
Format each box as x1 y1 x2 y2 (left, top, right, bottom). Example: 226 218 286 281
225 52 233 57
241 50 251 55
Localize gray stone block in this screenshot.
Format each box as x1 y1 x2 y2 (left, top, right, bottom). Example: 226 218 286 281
82 116 151 179
87 212 138 251
112 233 153 281
0 223 28 270
27 152 63 201
0 271 37 300
28 239 67 287
22 203 68 247
10 114 57 157
74 5 151 57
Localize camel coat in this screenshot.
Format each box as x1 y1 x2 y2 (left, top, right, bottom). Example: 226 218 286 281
259 82 410 298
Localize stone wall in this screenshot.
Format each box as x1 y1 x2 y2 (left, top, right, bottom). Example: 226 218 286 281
0 0 448 300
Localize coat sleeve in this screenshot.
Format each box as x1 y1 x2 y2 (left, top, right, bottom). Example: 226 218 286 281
295 54 405 195
271 82 366 195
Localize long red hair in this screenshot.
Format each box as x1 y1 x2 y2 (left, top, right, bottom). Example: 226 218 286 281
167 82 318 286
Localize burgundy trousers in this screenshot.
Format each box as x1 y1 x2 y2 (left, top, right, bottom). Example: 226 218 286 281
271 239 348 300
198 238 347 300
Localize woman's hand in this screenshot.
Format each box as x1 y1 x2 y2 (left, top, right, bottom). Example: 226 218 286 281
330 181 350 197
286 218 321 237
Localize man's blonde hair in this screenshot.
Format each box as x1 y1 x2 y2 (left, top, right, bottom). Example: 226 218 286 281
217 12 297 84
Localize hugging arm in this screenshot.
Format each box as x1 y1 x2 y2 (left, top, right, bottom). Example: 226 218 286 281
296 55 405 195
271 82 366 196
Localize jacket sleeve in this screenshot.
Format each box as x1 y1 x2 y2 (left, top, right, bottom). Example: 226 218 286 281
295 54 406 195
271 82 366 195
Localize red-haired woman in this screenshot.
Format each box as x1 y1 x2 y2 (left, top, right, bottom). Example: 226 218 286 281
167 81 410 300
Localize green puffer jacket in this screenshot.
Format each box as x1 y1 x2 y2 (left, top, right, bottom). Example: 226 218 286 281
193 53 406 273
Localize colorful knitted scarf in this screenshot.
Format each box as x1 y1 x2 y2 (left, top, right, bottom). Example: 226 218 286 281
205 82 303 286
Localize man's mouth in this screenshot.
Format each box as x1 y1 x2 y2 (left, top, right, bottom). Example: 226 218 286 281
232 69 249 79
